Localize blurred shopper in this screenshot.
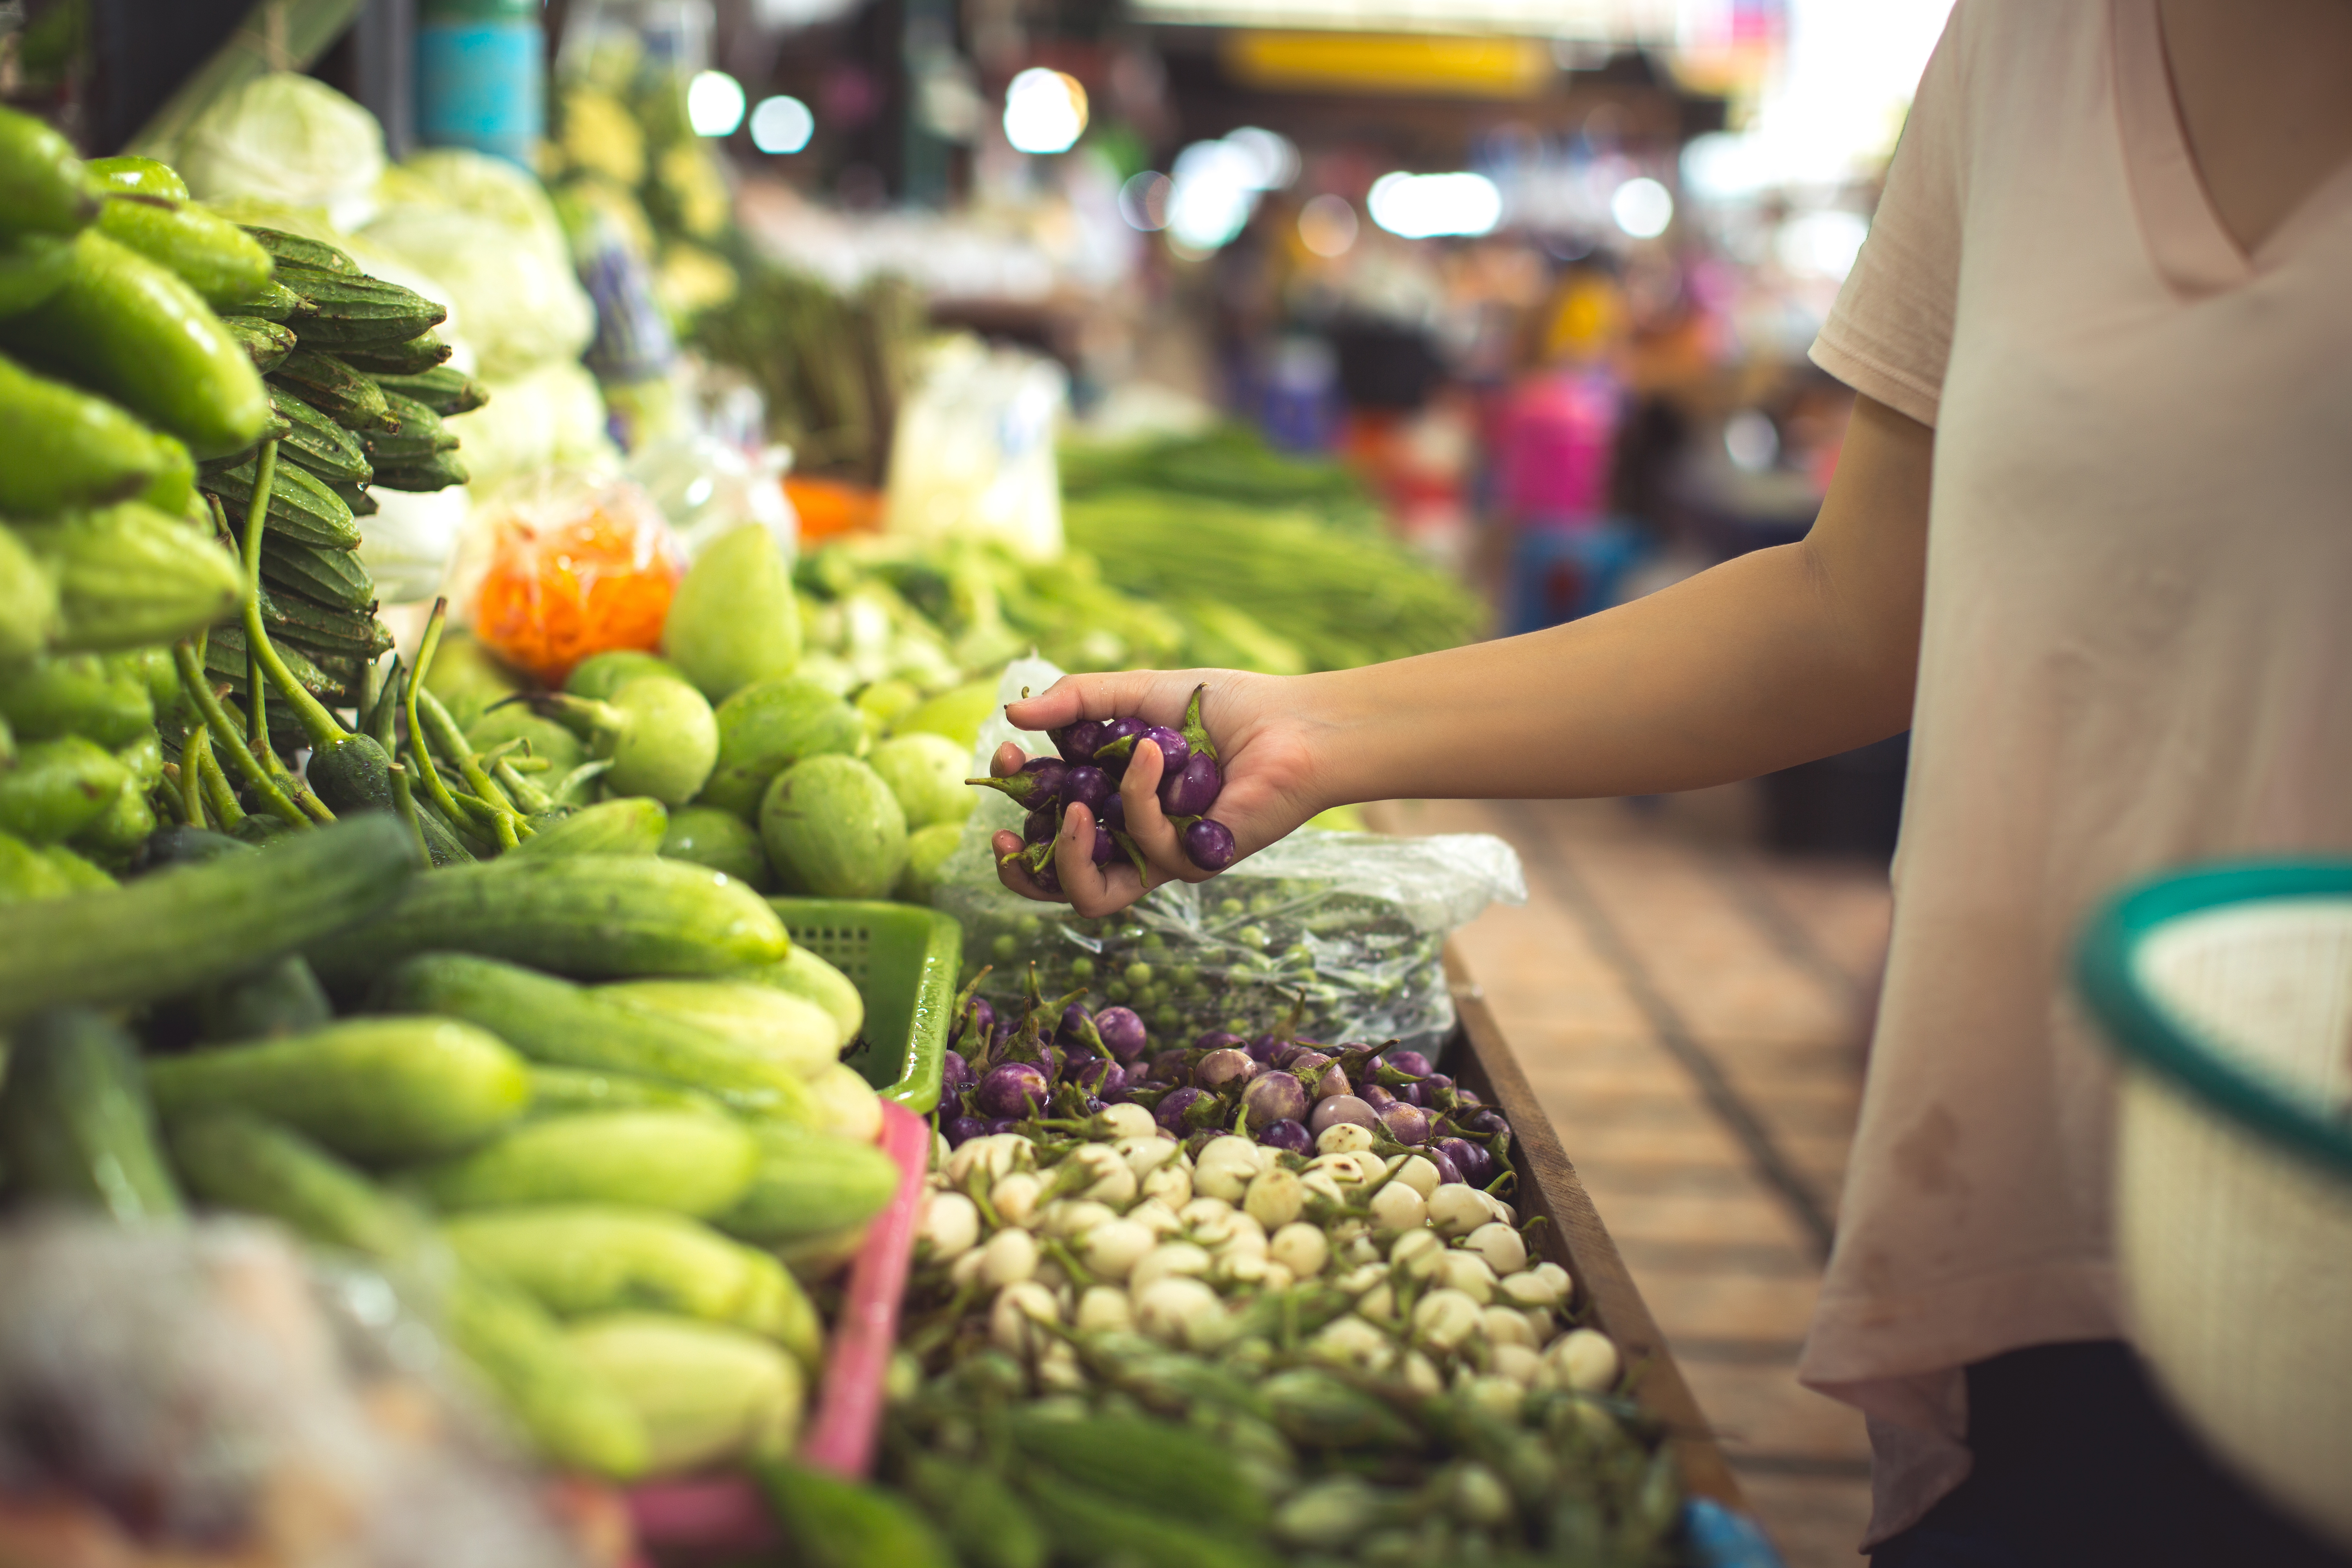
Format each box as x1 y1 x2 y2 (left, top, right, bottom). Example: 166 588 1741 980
992 1 2352 1561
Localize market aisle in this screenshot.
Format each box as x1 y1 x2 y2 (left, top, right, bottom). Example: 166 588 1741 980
1368 794 1891 1568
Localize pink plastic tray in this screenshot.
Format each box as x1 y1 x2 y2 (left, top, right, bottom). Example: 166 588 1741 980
624 1101 932 1556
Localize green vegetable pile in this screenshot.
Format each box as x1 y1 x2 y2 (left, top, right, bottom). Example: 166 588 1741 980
878 986 1683 1568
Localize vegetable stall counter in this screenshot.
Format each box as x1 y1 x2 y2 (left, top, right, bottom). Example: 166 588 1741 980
1441 944 1780 1566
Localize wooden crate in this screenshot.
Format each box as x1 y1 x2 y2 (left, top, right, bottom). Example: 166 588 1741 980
1442 944 1749 1515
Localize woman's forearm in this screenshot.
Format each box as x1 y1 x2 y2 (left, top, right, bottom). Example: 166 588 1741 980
1307 395 1934 808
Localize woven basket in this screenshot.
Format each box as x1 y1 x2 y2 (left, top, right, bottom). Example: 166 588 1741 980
2076 862 2352 1548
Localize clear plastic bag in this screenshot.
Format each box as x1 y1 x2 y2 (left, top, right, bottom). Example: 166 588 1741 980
932 656 1525 1054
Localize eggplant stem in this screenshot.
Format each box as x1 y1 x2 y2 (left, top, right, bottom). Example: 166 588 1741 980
245 649 268 754
492 757 554 815
229 444 345 753
172 639 310 827
387 762 432 862
395 615 475 835
193 733 246 828
414 685 526 846
212 688 335 824
177 728 208 827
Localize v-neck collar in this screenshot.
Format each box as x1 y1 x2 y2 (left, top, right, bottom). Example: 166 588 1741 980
2111 0 2352 297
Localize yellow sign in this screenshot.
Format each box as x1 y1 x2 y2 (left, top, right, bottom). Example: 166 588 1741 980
1223 31 1555 98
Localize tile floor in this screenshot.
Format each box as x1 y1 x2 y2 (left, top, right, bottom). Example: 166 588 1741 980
1365 791 1893 1567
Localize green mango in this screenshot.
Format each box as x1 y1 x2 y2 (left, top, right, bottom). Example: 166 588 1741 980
890 679 999 749
466 705 586 773
662 525 800 705
759 755 906 900
865 733 974 831
660 804 772 892
423 628 523 730
697 677 864 820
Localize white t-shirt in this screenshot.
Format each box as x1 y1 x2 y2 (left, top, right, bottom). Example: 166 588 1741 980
1803 0 2352 1544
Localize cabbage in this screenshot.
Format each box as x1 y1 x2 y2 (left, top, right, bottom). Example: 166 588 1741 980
361 151 595 379
176 74 385 229
445 360 615 488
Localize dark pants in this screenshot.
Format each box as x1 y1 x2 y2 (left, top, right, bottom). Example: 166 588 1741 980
1870 1342 2350 1568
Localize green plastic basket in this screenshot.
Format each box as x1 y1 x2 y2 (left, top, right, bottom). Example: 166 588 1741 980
2074 859 2352 1549
770 898 960 1115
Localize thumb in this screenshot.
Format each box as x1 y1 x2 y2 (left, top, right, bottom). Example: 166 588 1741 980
1003 671 1170 734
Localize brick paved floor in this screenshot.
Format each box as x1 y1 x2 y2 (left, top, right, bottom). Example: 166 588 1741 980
1367 791 1892 1567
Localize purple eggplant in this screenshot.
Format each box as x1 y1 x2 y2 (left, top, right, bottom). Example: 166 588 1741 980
942 1049 976 1097
1181 819 1237 873
1077 1057 1124 1099
1436 1136 1496 1187
968 755 1067 808
1062 765 1113 815
1098 793 1127 836
1087 824 1115 866
1241 1071 1308 1131
1258 1118 1312 1154
1196 1030 1246 1056
1244 1033 1285 1065
1024 806 1058 845
1154 1085 1209 1135
1421 1074 1454 1098
1147 1047 1193 1083
976 1061 1050 1120
1090 718 1145 777
1095 1007 1148 1063
1380 1103 1432 1145
1052 719 1106 764
943 1114 988 1148
1285 1050 1333 1083
1427 1146 1465 1185
992 1011 1019 1047
1159 752 1222 817
1315 1067 1352 1101
985 1117 1024 1136
1309 1095 1381 1136
1464 1108 1508 1138
1057 1003 1094 1045
1388 1050 1434 1079
1195 1048 1258 1091
959 998 996 1050
1361 1084 1398 1112
1451 1087 1481 1109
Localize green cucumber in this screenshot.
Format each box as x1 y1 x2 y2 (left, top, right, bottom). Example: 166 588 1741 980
368 450 468 492
86 156 186 199
570 1315 804 1475
757 1463 957 1568
260 533 376 612
710 1120 900 1246
364 388 457 464
0 1006 183 1221
445 1274 653 1478
0 230 75 317
95 194 272 308
371 364 488 415
147 1016 530 1161
409 1111 758 1216
0 813 415 1026
905 1454 1048 1568
220 315 295 373
0 104 97 236
200 450 361 549
169 1109 435 1259
270 388 372 483
0 735 129 843
734 944 864 1044
443 1205 820 1359
14 502 244 653
290 272 447 348
234 277 315 324
507 797 668 860
0 230 268 459
1020 1479 1277 1568
336 331 454 375
193 953 334 1042
526 1065 723 1118
0 653 154 747
268 347 392 433
239 225 358 276
1009 1411 1269 1535
595 978 842 1076
307 853 790 982
0 521 60 660
369 951 820 1118
0 348 186 514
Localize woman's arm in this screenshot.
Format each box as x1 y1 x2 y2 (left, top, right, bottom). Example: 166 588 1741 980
998 393 1933 915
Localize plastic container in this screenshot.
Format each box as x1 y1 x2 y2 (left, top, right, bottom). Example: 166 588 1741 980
2074 860 2352 1549
769 898 959 1114
417 0 546 168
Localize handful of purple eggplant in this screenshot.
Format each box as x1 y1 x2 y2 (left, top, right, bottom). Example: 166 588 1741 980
937 971 1514 1195
972 684 1238 893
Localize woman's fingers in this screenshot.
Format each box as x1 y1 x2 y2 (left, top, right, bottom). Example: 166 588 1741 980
1002 671 1198 735
991 740 1027 778
1117 740 1216 884
1054 804 1152 917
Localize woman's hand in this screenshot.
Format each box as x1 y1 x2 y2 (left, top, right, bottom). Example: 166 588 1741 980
988 668 1329 918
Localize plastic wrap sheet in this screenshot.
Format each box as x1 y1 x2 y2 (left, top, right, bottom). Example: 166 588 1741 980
933 657 1525 1054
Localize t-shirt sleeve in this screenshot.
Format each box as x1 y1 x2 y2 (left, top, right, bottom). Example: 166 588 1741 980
1810 4 1969 427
